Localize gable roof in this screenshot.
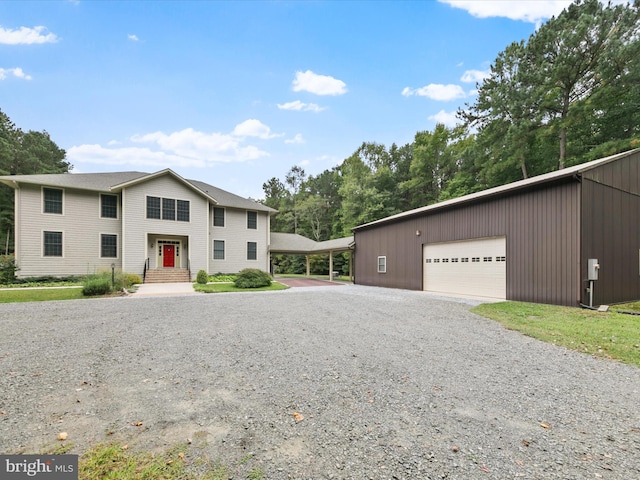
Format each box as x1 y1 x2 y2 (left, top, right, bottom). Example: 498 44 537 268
270 232 354 254
188 178 276 213
0 171 147 192
0 169 276 213
353 148 640 232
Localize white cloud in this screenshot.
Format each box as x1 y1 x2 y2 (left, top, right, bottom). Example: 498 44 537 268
0 25 58 45
461 69 490 83
232 119 282 139
0 67 32 80
68 144 204 168
292 70 347 96
277 100 325 113
428 110 460 127
69 125 273 168
439 0 574 25
132 128 248 158
402 84 466 101
128 34 139 41
285 134 305 145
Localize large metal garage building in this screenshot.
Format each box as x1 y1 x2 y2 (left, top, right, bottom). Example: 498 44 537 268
352 149 640 307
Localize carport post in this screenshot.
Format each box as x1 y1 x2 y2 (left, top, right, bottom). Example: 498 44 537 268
306 255 310 277
329 250 334 282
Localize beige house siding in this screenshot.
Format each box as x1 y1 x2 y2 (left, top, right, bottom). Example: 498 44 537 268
2 169 276 280
209 207 270 273
122 175 210 278
15 184 122 278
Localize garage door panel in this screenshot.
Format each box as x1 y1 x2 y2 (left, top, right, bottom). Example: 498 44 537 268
423 237 506 300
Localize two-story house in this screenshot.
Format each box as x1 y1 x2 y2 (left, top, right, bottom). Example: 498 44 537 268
0 169 276 281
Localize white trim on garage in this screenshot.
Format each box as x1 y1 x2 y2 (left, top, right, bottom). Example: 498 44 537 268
423 236 506 300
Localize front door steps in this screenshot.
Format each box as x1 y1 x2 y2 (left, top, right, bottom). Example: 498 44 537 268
144 268 190 283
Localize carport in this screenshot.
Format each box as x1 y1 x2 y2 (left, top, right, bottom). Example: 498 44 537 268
269 232 354 281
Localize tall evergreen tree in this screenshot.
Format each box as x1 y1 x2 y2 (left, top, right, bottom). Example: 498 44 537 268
0 109 70 253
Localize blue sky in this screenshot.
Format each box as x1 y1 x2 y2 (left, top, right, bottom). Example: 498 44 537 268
1 1 580 199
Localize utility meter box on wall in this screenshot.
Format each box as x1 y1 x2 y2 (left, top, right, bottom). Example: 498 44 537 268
588 259 600 281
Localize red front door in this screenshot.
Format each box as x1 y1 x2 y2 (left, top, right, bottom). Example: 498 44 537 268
163 244 175 267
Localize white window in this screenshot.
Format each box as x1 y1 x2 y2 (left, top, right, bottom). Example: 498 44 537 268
43 231 63 257
247 241 257 260
43 187 63 214
213 207 225 227
247 211 258 229
213 240 225 260
100 234 118 258
100 194 118 218
377 256 386 273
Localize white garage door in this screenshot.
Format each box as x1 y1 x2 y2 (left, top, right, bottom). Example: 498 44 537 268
423 236 506 300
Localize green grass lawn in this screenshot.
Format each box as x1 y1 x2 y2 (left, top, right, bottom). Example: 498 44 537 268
0 287 84 303
472 301 640 367
194 282 289 293
76 442 239 480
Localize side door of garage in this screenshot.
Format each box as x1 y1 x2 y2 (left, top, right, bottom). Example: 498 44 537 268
423 236 506 300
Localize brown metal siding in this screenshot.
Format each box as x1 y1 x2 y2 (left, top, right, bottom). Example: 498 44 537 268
354 179 581 306
581 150 640 304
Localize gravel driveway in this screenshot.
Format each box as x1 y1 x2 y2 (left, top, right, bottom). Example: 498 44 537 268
1 285 639 479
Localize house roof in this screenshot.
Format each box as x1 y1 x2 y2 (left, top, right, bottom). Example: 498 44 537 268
353 148 640 232
0 169 276 213
270 232 354 254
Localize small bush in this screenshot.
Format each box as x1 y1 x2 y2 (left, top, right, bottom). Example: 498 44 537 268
122 273 142 288
12 275 81 286
82 275 112 296
0 255 18 284
210 273 237 282
234 268 272 288
196 269 209 284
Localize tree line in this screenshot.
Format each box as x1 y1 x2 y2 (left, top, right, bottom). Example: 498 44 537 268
0 110 71 253
261 0 640 274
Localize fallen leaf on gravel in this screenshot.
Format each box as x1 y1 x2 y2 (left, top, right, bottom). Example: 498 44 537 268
451 445 459 453
293 412 304 422
131 421 143 427
515 460 524 466
122 445 128 450
0 410 6 415
539 423 550 429
521 439 530 447
57 432 68 441
479 465 490 473
187 438 192 444
178 452 184 460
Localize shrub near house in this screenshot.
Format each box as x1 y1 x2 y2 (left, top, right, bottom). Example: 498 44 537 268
234 269 272 288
